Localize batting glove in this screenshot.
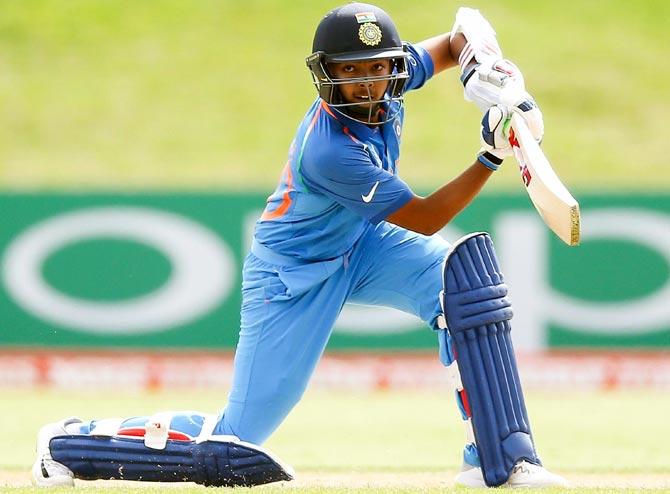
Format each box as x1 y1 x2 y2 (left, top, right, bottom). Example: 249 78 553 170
479 104 513 168
500 86 544 144
464 58 544 143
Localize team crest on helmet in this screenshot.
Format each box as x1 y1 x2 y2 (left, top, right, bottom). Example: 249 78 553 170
358 22 382 46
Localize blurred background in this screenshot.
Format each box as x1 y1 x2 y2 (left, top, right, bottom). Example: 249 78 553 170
1 0 668 189
0 0 669 487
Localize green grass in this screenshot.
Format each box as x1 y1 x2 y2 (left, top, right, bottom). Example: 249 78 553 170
0 0 668 190
2 387 670 492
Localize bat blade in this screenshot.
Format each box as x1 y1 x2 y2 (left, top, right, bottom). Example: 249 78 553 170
510 113 580 246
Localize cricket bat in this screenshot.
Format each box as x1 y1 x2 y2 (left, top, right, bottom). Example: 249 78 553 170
509 113 581 246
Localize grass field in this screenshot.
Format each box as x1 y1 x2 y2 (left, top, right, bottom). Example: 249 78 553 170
1 0 669 190
2 387 670 492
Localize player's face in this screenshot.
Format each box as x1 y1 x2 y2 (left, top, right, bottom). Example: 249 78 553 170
328 59 392 121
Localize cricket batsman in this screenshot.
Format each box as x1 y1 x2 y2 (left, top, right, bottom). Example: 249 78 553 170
33 3 566 488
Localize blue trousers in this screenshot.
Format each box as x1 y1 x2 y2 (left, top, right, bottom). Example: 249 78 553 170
214 222 450 444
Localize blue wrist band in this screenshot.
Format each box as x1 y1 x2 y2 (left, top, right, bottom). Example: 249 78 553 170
477 151 503 171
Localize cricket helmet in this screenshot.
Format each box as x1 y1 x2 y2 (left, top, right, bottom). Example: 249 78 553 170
305 2 409 124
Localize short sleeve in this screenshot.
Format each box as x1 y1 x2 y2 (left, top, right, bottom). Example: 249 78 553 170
301 143 413 224
403 42 435 92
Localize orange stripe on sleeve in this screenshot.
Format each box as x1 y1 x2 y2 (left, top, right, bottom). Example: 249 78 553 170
260 105 323 221
261 162 293 220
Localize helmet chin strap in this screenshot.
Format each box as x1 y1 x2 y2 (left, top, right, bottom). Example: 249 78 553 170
332 101 381 125
330 84 399 126
347 104 382 122
330 102 399 127
343 85 380 124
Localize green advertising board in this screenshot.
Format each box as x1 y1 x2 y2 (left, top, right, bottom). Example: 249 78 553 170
0 193 668 350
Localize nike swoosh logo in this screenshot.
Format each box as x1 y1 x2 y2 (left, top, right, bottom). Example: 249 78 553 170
362 181 380 203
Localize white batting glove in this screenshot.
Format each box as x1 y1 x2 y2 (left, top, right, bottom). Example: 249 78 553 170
500 86 544 143
480 104 512 160
463 58 544 143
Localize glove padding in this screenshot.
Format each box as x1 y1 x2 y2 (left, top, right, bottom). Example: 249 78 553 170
465 58 544 143
500 86 544 144
480 104 512 159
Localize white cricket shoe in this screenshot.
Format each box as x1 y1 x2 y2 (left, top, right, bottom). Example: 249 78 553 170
455 460 568 488
507 460 569 488
455 465 489 488
31 417 82 487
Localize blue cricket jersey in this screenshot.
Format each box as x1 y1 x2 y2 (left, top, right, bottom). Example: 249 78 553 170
255 43 434 261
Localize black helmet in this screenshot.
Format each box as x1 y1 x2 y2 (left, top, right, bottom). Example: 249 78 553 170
306 3 409 125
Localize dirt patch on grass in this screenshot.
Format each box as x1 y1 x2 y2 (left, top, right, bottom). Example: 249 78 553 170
0 470 30 488
291 472 670 489
3 470 670 489
567 473 670 489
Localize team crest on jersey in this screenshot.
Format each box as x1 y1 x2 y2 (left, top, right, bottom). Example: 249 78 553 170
394 119 402 138
359 23 382 46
